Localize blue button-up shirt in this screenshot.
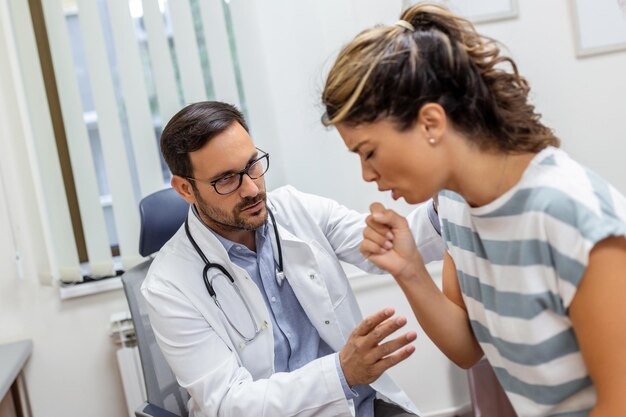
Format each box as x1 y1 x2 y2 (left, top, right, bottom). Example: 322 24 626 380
196 207 375 416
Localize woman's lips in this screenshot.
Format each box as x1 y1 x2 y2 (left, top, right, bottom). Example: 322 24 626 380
378 186 400 201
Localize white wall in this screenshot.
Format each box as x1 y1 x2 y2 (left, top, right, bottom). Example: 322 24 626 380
230 0 411 214
232 0 626 213
471 0 626 194
1 1 625 417
0 167 19 283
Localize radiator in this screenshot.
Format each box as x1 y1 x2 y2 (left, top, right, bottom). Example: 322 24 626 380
111 311 147 417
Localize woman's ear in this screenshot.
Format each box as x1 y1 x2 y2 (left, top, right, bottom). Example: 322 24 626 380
171 176 197 205
417 103 447 146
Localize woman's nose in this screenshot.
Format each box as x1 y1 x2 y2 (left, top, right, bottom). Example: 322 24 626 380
361 162 377 183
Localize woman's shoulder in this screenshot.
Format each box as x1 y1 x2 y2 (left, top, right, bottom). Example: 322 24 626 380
527 148 626 219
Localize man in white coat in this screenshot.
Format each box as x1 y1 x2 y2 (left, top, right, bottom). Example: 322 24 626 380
142 101 444 417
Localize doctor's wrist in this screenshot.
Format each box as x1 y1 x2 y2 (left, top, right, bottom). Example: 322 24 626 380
335 353 358 399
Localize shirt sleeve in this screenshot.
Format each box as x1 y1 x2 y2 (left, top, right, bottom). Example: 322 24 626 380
334 353 359 400
406 201 446 264
545 195 626 310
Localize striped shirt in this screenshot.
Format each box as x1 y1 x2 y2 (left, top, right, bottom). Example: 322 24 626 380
438 147 626 417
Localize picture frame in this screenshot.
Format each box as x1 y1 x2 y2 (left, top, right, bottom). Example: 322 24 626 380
570 0 626 57
402 0 519 24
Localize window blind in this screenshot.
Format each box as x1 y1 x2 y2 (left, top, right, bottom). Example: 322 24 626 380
30 0 241 282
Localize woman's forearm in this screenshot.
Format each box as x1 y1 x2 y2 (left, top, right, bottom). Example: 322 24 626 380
395 262 483 368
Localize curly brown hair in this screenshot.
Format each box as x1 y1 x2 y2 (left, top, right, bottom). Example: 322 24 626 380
322 3 559 153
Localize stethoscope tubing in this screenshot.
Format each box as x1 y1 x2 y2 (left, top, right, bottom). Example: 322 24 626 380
184 205 283 343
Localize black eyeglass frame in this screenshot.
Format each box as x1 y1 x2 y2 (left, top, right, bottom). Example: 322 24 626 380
185 148 270 195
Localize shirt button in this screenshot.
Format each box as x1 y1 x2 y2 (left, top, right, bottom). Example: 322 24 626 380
309 273 316 279
271 296 276 303
324 320 330 325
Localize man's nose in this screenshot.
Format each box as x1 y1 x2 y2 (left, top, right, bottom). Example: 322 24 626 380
239 173 260 197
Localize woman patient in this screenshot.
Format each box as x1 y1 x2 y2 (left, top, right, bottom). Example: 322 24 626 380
321 3 626 416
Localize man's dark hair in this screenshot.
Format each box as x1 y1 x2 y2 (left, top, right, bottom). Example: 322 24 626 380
160 101 249 178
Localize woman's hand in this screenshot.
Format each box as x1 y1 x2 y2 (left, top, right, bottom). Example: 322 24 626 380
361 202 426 282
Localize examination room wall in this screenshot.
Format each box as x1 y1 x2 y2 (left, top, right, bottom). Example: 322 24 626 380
1 1 625 417
248 0 626 211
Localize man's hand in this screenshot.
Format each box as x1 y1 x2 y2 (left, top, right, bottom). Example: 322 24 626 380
362 203 426 281
339 307 417 387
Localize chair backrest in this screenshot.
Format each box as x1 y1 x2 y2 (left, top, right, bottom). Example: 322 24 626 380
139 187 190 257
122 187 190 417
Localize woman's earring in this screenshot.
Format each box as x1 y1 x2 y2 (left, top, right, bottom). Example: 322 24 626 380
428 137 436 145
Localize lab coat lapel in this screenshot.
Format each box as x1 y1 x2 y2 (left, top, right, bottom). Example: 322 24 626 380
272 223 346 350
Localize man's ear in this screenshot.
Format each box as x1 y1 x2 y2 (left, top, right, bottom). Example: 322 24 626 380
416 103 447 145
171 175 196 205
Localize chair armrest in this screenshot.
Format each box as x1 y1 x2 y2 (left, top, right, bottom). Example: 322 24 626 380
135 402 183 417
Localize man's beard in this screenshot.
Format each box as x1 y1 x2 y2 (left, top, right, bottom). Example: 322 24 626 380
193 189 267 232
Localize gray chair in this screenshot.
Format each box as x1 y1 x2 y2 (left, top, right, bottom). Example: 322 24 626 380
121 188 190 417
467 358 518 417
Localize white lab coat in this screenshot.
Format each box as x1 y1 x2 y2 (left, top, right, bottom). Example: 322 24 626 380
142 185 444 417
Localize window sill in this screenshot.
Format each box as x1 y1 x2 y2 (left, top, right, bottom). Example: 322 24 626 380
59 276 123 300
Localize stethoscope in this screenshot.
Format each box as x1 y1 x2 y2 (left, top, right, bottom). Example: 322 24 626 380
184 207 284 345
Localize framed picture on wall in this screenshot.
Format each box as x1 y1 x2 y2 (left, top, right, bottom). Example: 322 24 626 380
571 0 626 57
402 0 518 24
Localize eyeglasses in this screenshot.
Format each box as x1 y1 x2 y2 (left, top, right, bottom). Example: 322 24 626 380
186 148 270 195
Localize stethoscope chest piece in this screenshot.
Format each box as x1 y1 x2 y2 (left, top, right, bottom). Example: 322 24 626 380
275 270 285 286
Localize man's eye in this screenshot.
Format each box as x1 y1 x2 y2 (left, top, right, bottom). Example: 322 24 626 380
364 151 374 160
217 174 237 184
